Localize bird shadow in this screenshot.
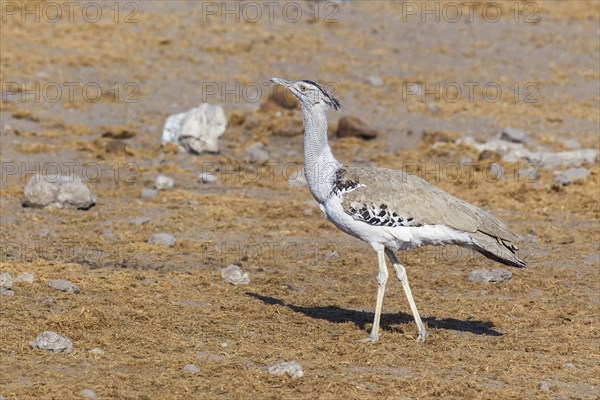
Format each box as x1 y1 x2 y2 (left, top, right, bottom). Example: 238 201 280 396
246 292 502 336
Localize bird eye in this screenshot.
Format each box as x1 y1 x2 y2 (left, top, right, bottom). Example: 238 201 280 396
299 85 307 92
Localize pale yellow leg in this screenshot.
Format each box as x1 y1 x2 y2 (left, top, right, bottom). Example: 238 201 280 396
360 249 388 343
386 250 427 342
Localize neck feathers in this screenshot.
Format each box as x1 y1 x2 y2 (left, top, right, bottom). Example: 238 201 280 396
301 105 341 204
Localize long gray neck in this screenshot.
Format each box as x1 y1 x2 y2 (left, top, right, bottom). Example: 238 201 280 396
301 105 341 204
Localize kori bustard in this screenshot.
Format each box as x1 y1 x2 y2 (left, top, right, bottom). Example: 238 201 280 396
270 77 525 343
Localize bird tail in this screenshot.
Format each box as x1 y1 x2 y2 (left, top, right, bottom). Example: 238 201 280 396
469 231 527 268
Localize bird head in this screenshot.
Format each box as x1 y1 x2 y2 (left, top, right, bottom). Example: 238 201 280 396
270 77 341 111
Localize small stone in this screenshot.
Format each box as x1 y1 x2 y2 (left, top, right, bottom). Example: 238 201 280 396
155 175 174 190
80 389 98 399
325 250 340 261
500 127 527 143
130 216 152 226
553 168 589 186
0 272 13 289
182 364 201 374
268 360 304 379
198 173 217 184
468 269 512 283
23 174 95 209
141 188 158 198
162 103 227 155
245 143 270 163
539 381 551 392
0 287 15 296
535 149 596 169
29 331 73 353
365 75 383 87
220 264 250 285
336 116 377 139
42 298 54 306
48 279 81 294
38 228 50 238
220 342 228 348
564 363 576 370
89 347 105 355
187 199 199 206
148 232 176 247
16 272 34 284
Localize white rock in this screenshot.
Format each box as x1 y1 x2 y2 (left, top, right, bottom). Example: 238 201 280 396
468 269 512 283
155 175 174 190
458 137 597 169
553 168 589 186
500 127 527 143
0 272 13 289
16 272 34 284
29 331 73 353
365 75 383 87
268 360 304 379
23 174 95 209
162 104 227 155
182 364 201 374
130 216 152 226
220 264 250 285
80 389 98 399
48 279 80 294
198 173 217 184
0 287 15 296
245 142 270 163
89 347 105 355
148 232 176 247
141 188 158 198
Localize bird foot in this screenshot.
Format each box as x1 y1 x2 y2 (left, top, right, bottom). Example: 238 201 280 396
358 335 379 344
416 330 428 343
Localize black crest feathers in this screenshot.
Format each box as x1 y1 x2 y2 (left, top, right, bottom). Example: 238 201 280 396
300 80 342 111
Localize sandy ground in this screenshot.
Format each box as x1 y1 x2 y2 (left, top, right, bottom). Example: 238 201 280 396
1 1 599 399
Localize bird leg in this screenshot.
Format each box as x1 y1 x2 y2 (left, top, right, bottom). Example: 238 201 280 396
360 249 388 343
386 250 427 342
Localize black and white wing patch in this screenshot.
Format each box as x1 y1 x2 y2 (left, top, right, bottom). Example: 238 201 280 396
347 202 419 227
332 168 362 195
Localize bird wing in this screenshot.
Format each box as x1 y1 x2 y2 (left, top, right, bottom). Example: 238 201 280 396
335 166 519 243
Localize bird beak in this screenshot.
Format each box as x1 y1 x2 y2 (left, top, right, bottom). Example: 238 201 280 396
270 77 291 88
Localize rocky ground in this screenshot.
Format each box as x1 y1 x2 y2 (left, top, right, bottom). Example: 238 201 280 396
1 1 599 399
